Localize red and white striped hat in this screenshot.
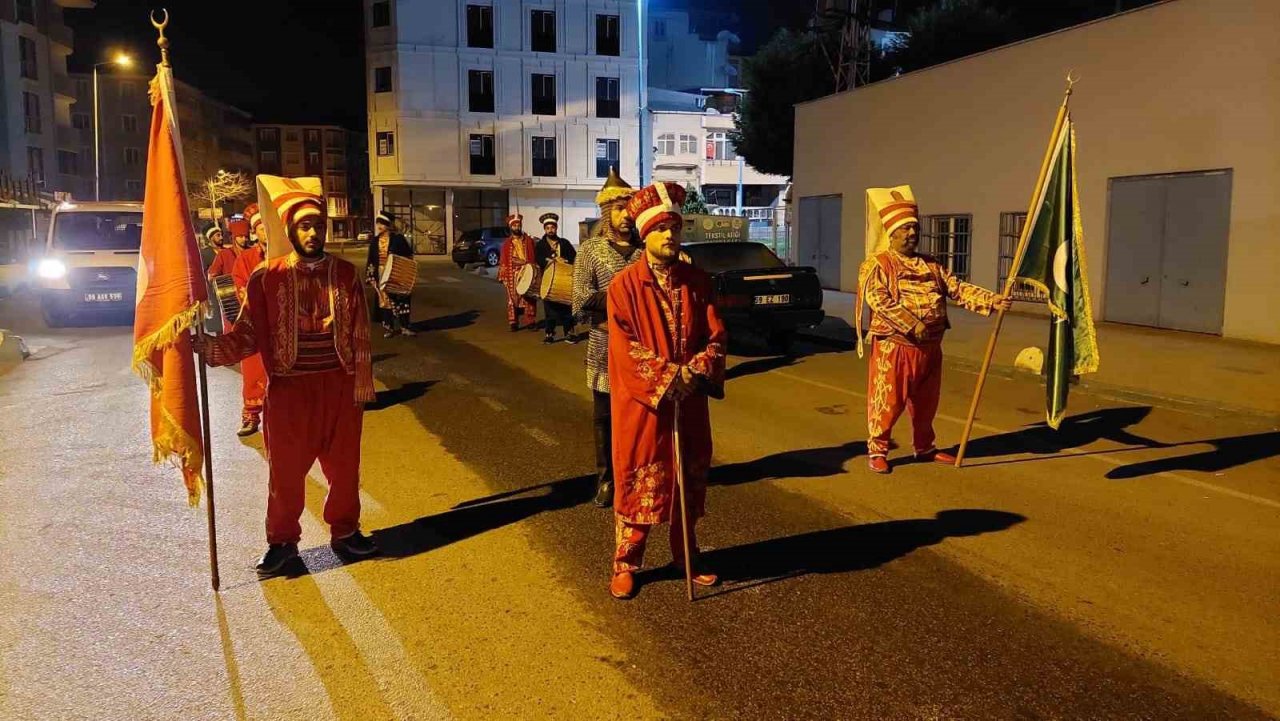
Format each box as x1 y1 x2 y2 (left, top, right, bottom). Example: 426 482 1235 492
626 181 686 239
243 202 262 231
256 175 325 259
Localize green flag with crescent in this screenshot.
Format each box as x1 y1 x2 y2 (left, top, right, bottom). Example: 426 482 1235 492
1012 114 1100 429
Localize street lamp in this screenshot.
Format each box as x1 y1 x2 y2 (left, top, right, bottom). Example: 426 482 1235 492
93 52 133 201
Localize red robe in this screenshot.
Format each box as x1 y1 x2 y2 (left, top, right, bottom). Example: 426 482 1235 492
206 246 240 280
607 259 726 526
206 252 375 544
229 243 267 420
498 233 538 324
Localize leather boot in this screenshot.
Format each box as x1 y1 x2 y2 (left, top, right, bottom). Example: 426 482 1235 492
592 418 614 508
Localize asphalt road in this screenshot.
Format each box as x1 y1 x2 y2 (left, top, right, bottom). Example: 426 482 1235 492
0 255 1276 720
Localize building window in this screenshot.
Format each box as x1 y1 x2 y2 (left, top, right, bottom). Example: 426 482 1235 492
125 179 142 198
653 19 667 39
371 0 391 28
75 79 89 97
468 70 494 113
469 134 495 175
19 36 37 80
305 129 321 146
707 132 736 161
466 5 494 48
655 133 675 156
258 127 279 145
284 129 300 142
121 115 138 133
260 150 279 169
57 150 78 175
679 134 697 154
376 131 395 157
284 152 302 167
27 147 43 182
15 0 34 24
531 10 556 53
119 82 139 100
325 129 344 148
596 77 619 118
306 151 322 173
23 92 40 134
532 74 556 116
532 136 556 177
595 138 620 178
920 214 972 281
123 147 142 167
72 113 90 130
596 14 620 56
374 66 392 93
997 212 1047 302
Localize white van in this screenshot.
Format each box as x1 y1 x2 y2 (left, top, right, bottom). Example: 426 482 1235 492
34 201 144 327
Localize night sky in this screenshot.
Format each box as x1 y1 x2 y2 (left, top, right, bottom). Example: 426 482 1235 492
65 1 367 129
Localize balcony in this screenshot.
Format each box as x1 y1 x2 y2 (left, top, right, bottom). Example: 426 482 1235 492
48 23 75 50
53 73 76 100
55 124 80 149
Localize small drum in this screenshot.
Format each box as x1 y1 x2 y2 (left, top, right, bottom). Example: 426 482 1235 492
539 258 574 305
212 275 241 329
515 263 541 299
380 254 418 295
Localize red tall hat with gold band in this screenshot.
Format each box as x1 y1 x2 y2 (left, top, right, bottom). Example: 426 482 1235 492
626 181 686 239
243 202 262 232
256 175 325 259
864 185 918 258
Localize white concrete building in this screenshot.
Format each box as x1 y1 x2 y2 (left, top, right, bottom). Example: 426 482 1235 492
365 0 641 253
0 0 87 199
646 8 738 91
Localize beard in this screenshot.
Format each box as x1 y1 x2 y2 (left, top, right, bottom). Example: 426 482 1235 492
290 236 325 259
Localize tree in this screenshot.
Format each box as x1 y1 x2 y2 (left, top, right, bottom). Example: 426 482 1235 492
682 184 710 214
190 169 253 221
729 29 834 178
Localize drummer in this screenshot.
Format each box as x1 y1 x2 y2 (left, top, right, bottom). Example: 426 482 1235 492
498 213 538 332
365 211 416 338
535 212 577 344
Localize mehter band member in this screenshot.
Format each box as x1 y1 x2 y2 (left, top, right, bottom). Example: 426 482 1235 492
196 175 378 577
220 210 265 437
534 212 577 344
857 185 1011 474
203 225 230 279
498 213 538 331
365 211 416 338
572 168 640 507
607 181 726 600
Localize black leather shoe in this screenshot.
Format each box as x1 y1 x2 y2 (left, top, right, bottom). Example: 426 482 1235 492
593 480 614 508
236 418 260 437
331 531 378 558
255 543 299 577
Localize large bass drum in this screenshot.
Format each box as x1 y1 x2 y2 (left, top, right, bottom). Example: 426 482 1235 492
538 259 574 305
514 263 541 299
212 274 241 330
380 254 418 296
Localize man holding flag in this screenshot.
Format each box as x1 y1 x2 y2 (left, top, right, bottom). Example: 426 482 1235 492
194 175 379 577
856 185 1012 474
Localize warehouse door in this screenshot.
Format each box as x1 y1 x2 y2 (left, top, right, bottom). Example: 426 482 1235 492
797 195 842 289
1103 170 1231 334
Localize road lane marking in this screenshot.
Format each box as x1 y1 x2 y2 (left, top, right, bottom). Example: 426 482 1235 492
768 369 1280 510
523 426 558 446
480 397 508 413
435 276 461 283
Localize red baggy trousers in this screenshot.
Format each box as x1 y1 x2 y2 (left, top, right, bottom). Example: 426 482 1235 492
866 339 943 458
613 493 702 574
261 370 364 544
241 353 266 423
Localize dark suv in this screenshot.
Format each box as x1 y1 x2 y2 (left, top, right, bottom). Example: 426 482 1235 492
451 226 510 268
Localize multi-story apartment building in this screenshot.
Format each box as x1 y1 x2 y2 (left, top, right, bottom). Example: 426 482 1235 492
646 6 738 92
68 73 254 203
365 0 641 253
1 0 86 199
254 123 366 239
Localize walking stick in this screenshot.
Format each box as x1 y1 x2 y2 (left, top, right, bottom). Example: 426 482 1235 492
955 76 1076 468
671 292 695 602
195 324 220 591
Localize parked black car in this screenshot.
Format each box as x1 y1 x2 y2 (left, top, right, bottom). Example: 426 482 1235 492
682 241 825 353
451 226 510 268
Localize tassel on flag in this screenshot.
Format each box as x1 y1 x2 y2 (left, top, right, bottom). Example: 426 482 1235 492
131 62 208 505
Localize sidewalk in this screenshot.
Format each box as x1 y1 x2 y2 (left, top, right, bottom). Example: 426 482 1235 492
809 290 1280 420
0 262 27 298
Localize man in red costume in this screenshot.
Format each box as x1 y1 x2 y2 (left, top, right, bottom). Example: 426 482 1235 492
227 204 268 436
195 176 378 576
497 213 538 331
204 225 232 279
607 181 726 600
857 185 1011 474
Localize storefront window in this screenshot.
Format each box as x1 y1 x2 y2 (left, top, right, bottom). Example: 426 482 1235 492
382 187 447 255
453 189 509 241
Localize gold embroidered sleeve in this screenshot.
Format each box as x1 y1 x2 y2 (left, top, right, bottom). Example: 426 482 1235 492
864 261 920 333
207 276 262 367
627 340 680 409
350 277 376 404
941 267 999 316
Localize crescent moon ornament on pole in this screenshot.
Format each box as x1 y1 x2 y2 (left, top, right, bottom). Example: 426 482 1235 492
151 8 171 67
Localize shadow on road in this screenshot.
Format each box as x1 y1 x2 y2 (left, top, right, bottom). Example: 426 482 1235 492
366 380 437 411
1105 430 1280 479
710 441 866 486
956 406 1168 460
698 509 1025 596
725 354 799 381
411 309 480 333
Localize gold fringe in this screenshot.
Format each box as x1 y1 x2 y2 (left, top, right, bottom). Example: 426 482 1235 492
130 301 204 396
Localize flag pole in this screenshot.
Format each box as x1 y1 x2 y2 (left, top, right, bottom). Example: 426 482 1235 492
672 292 695 602
954 75 1076 469
152 9 219 590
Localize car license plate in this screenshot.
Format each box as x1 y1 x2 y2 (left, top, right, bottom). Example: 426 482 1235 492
85 292 123 303
753 294 790 306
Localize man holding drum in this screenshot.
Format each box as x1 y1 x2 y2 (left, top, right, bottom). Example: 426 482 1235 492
365 211 416 338
534 212 577 344
498 213 538 332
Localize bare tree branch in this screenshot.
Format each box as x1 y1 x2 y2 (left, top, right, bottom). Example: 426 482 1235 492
190 170 253 211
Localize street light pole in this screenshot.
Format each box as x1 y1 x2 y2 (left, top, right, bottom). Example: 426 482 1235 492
92 64 100 200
